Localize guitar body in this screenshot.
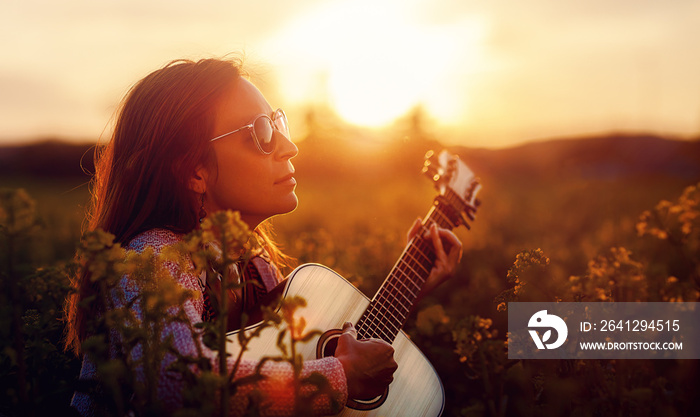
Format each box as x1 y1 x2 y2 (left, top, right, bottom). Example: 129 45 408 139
226 263 445 417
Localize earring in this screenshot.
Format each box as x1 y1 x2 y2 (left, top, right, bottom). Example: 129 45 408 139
198 193 207 223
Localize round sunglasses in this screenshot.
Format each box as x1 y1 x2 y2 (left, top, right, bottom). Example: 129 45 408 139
209 108 289 154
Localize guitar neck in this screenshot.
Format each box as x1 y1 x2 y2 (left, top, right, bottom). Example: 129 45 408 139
355 189 471 342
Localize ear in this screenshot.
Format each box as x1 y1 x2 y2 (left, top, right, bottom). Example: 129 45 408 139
188 165 208 194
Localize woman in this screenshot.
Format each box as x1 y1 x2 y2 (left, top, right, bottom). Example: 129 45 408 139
64 58 462 416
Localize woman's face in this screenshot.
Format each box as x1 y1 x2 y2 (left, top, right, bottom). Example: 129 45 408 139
204 77 298 228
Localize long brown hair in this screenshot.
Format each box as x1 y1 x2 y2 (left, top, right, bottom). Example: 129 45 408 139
64 58 290 355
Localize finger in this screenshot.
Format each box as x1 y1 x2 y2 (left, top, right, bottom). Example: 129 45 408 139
380 373 395 386
379 361 398 382
429 224 448 262
444 230 463 262
407 218 423 242
341 322 358 339
438 228 461 258
439 228 462 250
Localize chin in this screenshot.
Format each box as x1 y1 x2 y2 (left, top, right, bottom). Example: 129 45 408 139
272 193 299 217
281 194 299 214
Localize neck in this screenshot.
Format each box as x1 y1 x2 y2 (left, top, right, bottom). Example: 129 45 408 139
241 214 264 231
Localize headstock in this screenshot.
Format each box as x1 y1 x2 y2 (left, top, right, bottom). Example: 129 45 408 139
422 150 481 228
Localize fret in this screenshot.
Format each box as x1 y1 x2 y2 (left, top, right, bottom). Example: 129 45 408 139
407 243 433 265
434 206 456 229
378 326 399 342
386 278 414 299
402 250 431 275
359 311 381 337
356 320 374 340
373 296 408 326
365 306 382 323
390 269 422 297
358 307 399 342
366 310 401 341
376 310 402 334
365 303 400 332
368 328 381 340
410 250 433 273
370 292 406 328
376 286 411 314
387 273 419 298
430 205 450 227
366 323 383 340
432 192 468 229
377 328 392 341
406 250 433 276
432 206 452 228
397 260 429 287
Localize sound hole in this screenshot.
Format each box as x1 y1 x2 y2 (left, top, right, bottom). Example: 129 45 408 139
318 330 340 357
316 328 389 411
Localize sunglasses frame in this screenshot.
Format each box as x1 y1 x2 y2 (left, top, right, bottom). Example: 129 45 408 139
209 108 289 155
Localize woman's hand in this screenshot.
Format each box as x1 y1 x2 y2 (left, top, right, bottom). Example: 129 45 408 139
407 218 463 298
335 322 398 400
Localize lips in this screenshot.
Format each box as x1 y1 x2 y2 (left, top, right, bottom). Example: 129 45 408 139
274 173 296 186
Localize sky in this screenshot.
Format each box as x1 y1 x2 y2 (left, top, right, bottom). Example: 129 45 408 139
1 0 700 148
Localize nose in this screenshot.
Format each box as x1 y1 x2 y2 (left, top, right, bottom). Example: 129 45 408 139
274 130 298 160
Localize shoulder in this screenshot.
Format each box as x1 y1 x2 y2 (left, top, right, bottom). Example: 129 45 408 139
125 228 204 295
126 228 183 253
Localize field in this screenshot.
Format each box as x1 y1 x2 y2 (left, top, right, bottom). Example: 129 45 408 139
1 132 700 416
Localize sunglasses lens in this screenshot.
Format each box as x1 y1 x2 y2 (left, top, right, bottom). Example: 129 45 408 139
274 109 289 137
254 116 275 153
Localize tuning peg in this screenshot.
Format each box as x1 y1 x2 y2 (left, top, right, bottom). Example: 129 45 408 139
422 165 441 183
424 150 440 168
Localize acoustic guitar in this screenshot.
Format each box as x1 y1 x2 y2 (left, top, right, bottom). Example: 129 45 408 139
226 150 481 416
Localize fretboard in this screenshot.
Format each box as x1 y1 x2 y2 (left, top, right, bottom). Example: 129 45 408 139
355 189 470 342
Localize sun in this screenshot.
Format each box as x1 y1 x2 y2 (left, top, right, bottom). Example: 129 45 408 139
261 0 487 128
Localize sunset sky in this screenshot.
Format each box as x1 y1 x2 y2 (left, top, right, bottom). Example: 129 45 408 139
2 0 699 148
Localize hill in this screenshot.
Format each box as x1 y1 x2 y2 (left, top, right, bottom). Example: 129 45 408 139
0 134 698 183
451 134 700 183
0 139 96 179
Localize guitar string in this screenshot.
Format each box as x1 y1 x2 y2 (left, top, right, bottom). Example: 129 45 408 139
388 270 420 298
363 217 444 339
363 224 438 340
399 249 430 278
356 193 470 341
358 310 396 340
402 250 431 275
377 285 411 313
